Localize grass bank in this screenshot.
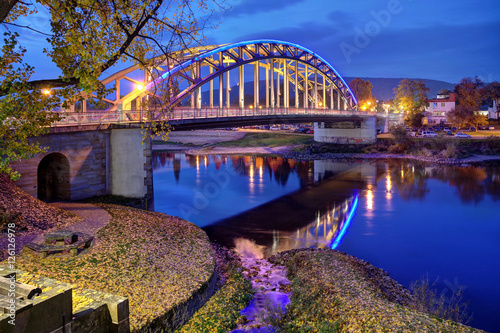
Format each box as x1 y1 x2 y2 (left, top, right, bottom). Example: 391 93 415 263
177 262 253 333
305 136 500 159
215 132 313 148
266 249 483 332
12 204 215 331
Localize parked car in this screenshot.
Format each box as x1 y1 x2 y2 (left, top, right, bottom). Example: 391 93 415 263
469 126 476 132
443 127 450 131
488 125 495 130
451 126 457 131
421 131 437 138
455 132 471 138
306 129 314 134
270 125 280 131
446 131 453 136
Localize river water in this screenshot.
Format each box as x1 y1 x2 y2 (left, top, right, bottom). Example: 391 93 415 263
152 152 500 332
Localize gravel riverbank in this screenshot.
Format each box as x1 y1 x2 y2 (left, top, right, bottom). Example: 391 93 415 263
281 151 500 165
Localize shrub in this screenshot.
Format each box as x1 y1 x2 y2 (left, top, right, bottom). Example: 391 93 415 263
481 136 500 155
390 123 409 144
0 207 22 232
410 275 472 325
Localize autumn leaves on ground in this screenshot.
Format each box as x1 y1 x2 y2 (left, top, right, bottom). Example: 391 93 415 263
1 174 483 332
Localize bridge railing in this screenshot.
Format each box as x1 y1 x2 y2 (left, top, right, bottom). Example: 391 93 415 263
51 108 378 126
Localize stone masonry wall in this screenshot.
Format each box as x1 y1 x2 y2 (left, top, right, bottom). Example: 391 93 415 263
11 130 110 200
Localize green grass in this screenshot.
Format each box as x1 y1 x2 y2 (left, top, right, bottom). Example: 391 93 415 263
176 264 253 333
215 132 313 148
152 139 195 146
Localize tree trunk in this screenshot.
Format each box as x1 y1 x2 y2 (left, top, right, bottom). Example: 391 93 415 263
0 0 19 24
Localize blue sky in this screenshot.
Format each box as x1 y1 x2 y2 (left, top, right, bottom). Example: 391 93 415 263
9 0 500 84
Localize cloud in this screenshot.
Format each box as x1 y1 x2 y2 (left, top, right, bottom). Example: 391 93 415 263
224 0 308 18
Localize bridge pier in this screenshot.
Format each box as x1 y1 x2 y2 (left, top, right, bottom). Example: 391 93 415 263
314 117 377 144
110 128 153 205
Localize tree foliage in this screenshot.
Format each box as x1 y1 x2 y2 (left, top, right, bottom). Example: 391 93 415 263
393 79 429 127
349 78 376 110
0 0 226 179
483 81 500 119
448 77 484 126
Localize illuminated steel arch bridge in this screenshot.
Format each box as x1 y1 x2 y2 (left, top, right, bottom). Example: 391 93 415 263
61 40 366 129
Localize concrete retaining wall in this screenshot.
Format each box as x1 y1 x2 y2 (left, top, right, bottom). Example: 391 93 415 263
314 118 377 144
0 266 129 333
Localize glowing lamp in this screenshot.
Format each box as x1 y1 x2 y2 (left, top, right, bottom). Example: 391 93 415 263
42 89 51 96
136 83 145 91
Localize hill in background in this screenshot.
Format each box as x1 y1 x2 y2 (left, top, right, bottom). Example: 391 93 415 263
346 77 456 101
199 78 456 105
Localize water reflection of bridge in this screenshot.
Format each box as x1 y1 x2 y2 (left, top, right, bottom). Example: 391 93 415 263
203 161 378 256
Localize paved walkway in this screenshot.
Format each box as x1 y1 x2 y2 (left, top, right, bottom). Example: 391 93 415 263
25 202 111 245
46 202 111 245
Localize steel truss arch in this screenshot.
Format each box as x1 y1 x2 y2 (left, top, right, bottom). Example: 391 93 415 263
103 40 357 112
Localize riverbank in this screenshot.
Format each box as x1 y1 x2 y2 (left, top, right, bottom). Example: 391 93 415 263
0 175 217 331
154 129 500 165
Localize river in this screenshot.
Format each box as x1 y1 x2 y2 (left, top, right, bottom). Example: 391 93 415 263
152 152 500 332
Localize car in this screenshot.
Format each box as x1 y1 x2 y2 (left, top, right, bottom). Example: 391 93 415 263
306 129 314 134
270 125 280 131
451 126 457 131
444 127 450 131
421 131 437 138
446 131 453 136
469 126 476 132
454 132 471 138
488 125 495 130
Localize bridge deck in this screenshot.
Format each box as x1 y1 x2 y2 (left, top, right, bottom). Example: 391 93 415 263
52 107 380 130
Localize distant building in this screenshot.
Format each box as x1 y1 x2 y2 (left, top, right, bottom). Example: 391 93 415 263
425 92 456 124
488 100 499 119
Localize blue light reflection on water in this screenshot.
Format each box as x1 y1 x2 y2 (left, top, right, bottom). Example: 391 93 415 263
331 195 358 250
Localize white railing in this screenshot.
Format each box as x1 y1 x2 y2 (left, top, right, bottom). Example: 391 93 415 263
51 107 378 127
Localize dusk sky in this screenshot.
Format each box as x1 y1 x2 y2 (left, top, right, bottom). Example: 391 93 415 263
11 0 500 84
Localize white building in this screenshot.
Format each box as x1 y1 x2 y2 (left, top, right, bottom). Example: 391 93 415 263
488 100 499 119
425 92 456 124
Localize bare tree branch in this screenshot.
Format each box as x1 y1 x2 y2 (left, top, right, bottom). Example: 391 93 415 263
3 22 52 36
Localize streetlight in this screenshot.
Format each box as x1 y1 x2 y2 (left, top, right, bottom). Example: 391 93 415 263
42 88 51 96
136 83 145 91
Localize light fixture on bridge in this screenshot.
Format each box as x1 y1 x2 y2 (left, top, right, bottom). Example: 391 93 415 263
42 88 51 96
136 83 145 91
319 102 323 107
249 105 253 109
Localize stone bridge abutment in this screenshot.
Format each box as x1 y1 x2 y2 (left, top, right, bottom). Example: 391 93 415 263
11 126 153 206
